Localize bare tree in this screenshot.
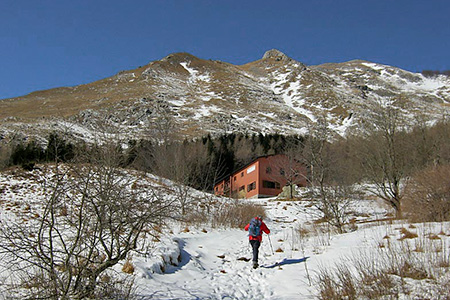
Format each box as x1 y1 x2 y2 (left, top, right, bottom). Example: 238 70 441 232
357 100 411 218
149 141 193 217
0 142 173 299
302 117 355 233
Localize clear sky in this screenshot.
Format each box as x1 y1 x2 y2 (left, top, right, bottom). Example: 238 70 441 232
1 0 449 100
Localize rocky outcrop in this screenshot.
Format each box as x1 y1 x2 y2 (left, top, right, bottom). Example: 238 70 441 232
262 49 292 62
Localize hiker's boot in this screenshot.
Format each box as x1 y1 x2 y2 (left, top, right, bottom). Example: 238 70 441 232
253 262 259 269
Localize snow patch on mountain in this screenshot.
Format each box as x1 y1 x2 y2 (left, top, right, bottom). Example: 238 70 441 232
361 62 385 71
267 69 317 122
180 62 211 83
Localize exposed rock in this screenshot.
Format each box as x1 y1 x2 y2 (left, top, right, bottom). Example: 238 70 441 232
262 49 292 62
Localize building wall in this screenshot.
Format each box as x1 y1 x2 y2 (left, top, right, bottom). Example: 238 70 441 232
214 179 228 197
257 156 285 197
214 154 308 199
230 161 259 198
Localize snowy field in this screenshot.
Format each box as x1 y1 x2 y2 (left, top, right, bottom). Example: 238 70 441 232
132 200 449 299
0 166 449 299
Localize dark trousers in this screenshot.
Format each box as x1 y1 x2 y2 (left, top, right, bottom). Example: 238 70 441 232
250 240 261 263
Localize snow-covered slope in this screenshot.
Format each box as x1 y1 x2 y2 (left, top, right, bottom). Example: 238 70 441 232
0 49 449 144
131 199 394 299
1 166 448 299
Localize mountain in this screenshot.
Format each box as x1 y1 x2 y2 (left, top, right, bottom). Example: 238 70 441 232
1 49 449 144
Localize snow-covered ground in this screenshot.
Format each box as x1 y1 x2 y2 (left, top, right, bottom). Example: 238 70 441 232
131 198 449 299
0 166 449 299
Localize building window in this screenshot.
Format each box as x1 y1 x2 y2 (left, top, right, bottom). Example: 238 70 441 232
234 176 237 181
241 172 244 177
247 181 256 192
280 168 285 176
262 180 280 189
266 167 272 174
239 185 245 192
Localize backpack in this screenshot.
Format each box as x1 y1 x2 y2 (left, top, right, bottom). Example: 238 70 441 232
248 218 261 237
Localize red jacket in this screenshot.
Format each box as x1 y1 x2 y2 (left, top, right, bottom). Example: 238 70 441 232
245 217 270 242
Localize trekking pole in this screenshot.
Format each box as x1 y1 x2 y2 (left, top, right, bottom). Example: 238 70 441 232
268 234 275 255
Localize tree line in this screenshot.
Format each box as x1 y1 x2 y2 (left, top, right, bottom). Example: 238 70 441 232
1 109 449 223
3 132 75 170
421 70 450 77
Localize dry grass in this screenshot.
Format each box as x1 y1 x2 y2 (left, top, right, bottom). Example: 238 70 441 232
395 261 429 280
398 227 418 240
237 257 250 262
100 274 111 283
122 259 135 274
428 233 441 240
315 223 450 299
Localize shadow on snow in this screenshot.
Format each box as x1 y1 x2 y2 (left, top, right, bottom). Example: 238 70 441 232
261 257 309 269
164 238 191 274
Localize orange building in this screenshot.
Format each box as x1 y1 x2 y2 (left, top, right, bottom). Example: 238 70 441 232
214 154 307 199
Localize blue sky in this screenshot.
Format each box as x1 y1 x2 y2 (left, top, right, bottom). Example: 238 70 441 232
1 0 449 99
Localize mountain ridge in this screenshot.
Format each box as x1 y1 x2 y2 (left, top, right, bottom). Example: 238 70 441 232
1 49 449 144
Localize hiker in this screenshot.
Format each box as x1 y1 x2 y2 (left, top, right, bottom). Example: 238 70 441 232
244 215 270 268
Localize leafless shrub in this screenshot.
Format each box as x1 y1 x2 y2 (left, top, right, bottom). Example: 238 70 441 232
182 210 209 227
335 264 357 299
316 271 341 300
310 223 332 249
296 225 312 285
403 164 450 222
298 225 311 238
211 200 266 228
0 143 174 298
92 276 135 300
309 185 357 234
353 252 396 298
316 263 357 300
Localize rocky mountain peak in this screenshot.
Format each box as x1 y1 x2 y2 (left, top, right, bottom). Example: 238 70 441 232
161 52 200 64
262 49 292 62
